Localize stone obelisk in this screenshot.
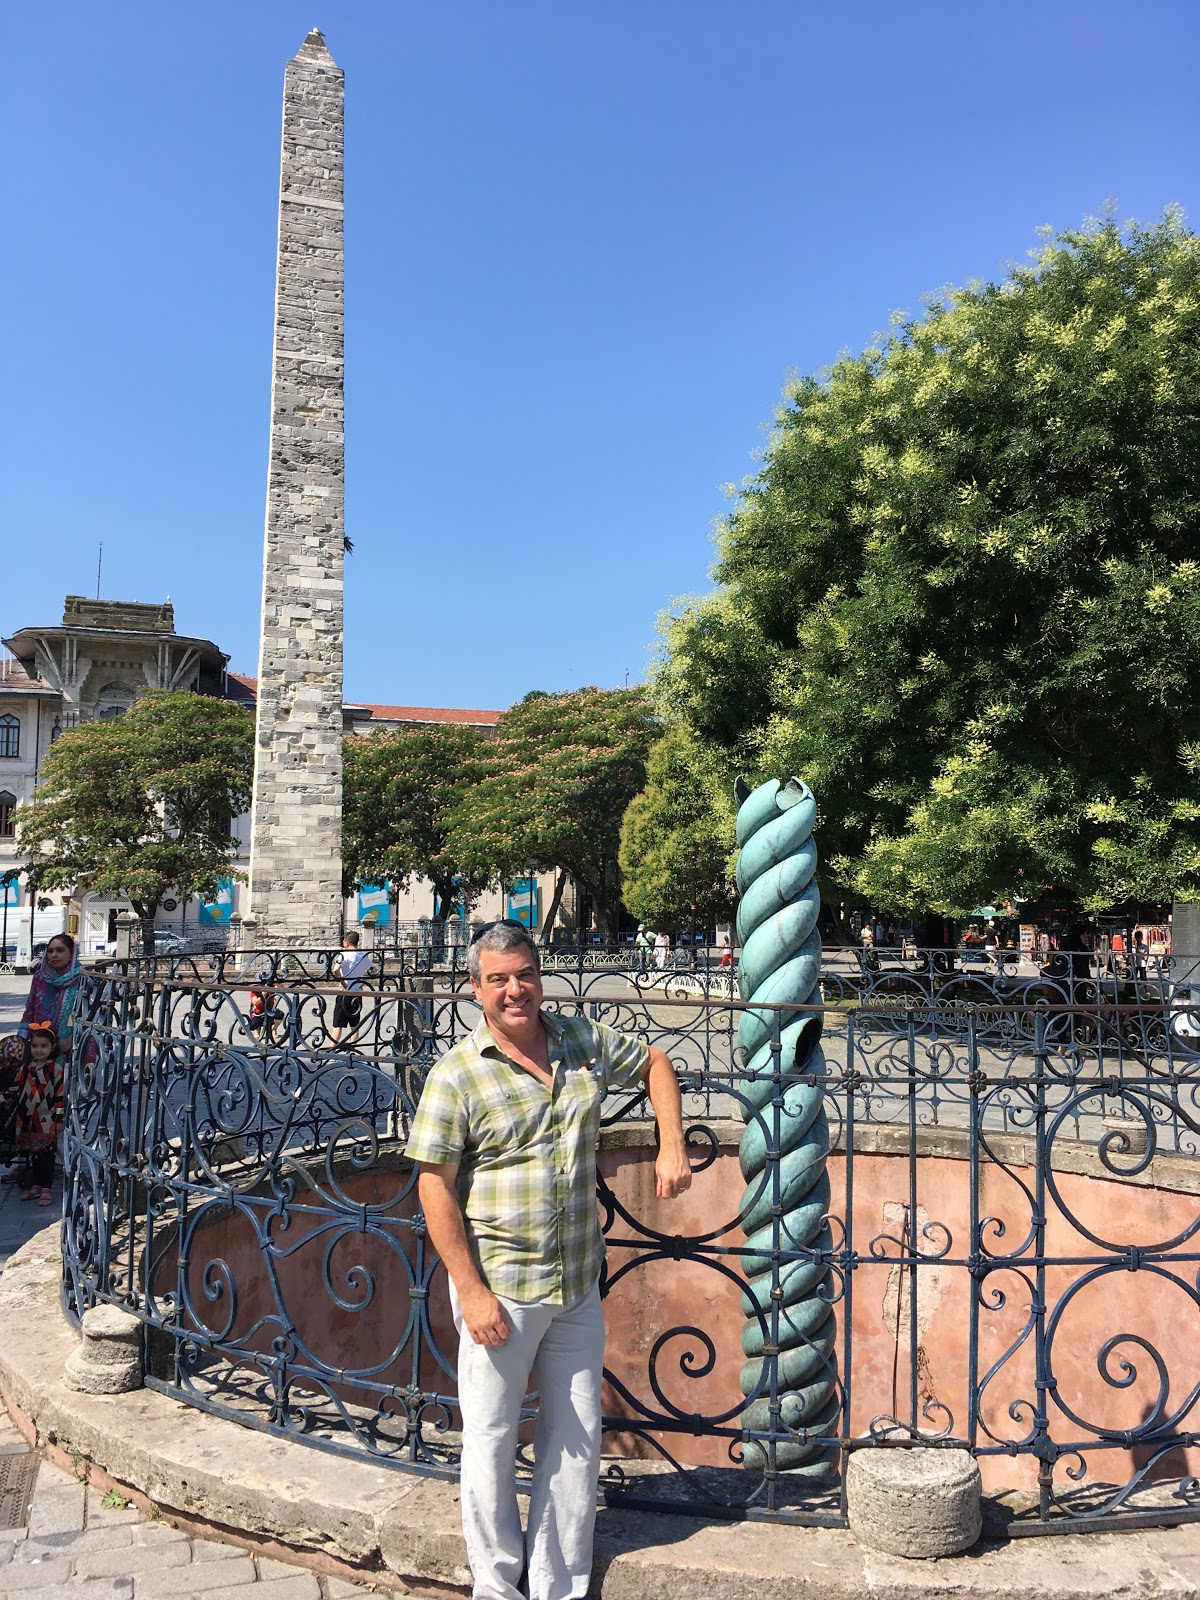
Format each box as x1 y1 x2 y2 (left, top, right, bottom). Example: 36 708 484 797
248 29 345 946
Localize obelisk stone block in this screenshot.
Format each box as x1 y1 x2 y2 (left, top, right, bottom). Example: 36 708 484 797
248 29 346 947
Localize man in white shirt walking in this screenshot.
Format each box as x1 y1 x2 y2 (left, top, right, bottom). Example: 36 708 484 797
331 930 373 1045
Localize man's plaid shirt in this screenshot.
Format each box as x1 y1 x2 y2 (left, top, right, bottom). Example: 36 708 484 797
405 1011 649 1306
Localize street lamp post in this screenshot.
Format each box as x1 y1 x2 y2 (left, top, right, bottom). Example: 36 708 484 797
0 870 17 964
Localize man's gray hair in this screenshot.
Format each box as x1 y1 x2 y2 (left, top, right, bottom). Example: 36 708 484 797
468 921 541 983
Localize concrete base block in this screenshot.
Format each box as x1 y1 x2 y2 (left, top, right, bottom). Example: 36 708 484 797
64 1304 144 1395
1102 1112 1149 1158
846 1446 981 1559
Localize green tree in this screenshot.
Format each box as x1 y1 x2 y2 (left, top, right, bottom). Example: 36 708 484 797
619 725 738 933
451 688 655 941
659 212 1200 914
342 722 488 920
17 691 254 950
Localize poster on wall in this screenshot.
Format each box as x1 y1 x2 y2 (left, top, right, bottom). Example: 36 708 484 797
356 882 391 927
506 877 539 929
199 878 235 925
0 876 18 908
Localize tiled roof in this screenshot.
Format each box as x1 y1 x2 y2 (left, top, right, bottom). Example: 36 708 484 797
355 703 502 726
223 674 501 726
0 655 55 693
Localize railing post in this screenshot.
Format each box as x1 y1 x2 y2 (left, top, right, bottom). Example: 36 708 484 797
115 911 139 961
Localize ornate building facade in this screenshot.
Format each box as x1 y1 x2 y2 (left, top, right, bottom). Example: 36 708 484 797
1 596 506 954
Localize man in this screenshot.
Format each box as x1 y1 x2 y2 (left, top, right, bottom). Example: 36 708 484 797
405 920 691 1600
331 930 373 1045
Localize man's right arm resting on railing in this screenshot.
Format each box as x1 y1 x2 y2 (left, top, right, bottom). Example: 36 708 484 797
417 1162 511 1347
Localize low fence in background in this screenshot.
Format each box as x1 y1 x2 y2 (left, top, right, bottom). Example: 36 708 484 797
59 955 1200 1535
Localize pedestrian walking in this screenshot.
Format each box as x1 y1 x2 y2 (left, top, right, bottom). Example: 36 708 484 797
331 931 374 1045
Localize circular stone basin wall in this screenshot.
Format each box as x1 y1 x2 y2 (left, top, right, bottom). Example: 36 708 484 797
161 1124 1200 1494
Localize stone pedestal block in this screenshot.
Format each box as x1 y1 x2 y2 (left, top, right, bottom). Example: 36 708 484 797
1102 1111 1150 1158
64 1304 144 1395
846 1446 981 1559
114 913 140 960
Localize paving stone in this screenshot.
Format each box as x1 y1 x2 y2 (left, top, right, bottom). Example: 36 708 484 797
0 1556 74 1587
234 1580 322 1600
130 1521 190 1546
189 1539 247 1563
24 1525 135 1556
0 1543 10 1565
6 1584 133 1600
255 1557 312 1583
135 1558 258 1600
0 1528 27 1545
179 1560 264 1598
323 1581 368 1598
86 1496 143 1527
75 1539 193 1578
26 1479 85 1538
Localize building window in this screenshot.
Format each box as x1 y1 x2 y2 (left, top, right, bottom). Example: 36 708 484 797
0 792 15 838
0 716 17 759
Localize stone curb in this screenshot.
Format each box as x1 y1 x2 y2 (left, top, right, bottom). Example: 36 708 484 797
4 1227 1200 1598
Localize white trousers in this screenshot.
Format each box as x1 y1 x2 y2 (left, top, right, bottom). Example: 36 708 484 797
451 1280 606 1600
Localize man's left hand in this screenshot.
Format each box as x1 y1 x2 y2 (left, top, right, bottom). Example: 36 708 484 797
655 1148 692 1200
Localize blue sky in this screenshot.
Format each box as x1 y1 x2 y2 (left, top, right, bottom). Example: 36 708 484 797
4 1 1198 711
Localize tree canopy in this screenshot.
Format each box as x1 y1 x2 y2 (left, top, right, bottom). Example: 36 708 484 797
342 721 488 919
657 213 1200 914
451 687 655 938
17 691 254 940
618 725 738 932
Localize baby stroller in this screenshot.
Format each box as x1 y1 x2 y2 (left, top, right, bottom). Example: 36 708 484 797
0 1035 24 1176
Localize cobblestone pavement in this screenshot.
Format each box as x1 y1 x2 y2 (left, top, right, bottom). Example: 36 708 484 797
0 1153 57 1275
0 1414 373 1600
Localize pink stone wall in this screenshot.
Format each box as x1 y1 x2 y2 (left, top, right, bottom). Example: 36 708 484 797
164 1141 1200 1493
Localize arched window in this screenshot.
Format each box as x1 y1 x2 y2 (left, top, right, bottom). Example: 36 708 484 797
0 716 17 759
93 684 136 721
0 792 16 838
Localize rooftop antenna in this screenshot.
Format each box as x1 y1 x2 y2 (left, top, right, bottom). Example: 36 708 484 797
96 542 103 600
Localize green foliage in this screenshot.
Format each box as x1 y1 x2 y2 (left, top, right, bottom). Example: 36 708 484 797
619 726 738 930
18 691 253 930
342 722 488 918
451 687 656 937
659 213 1200 913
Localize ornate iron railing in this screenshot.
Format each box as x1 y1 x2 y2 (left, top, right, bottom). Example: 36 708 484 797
60 960 1200 1535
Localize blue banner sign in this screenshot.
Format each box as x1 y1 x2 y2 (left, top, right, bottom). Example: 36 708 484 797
357 882 391 927
505 876 539 929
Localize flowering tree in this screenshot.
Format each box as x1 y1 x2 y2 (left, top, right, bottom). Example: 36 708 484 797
619 726 738 933
451 687 655 941
342 722 488 920
657 213 1200 914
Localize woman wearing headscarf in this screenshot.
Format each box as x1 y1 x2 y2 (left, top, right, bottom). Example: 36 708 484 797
19 933 83 1040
